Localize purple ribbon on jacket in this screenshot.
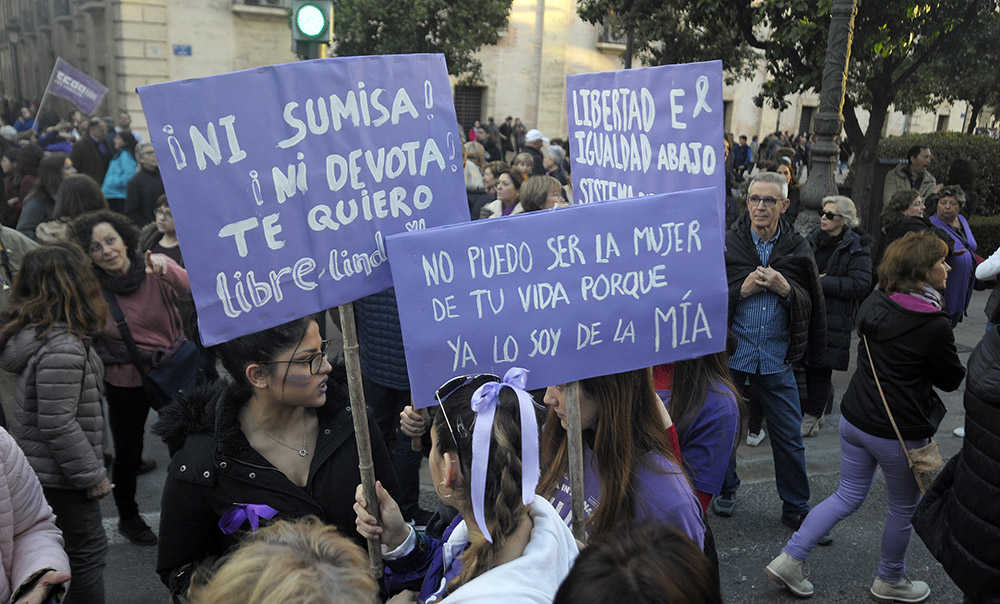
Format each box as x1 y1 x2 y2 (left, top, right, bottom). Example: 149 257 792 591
218 503 278 535
468 367 539 543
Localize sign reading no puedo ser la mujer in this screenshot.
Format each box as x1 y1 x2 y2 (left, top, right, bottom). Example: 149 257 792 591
388 188 728 407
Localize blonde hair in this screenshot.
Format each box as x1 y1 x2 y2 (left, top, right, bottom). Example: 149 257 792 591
513 152 534 169
464 141 486 169
189 517 376 604
519 175 562 212
822 195 860 228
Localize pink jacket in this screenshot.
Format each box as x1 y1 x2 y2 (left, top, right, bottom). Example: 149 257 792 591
0 428 69 601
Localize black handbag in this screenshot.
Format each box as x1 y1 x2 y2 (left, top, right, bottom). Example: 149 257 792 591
102 289 199 409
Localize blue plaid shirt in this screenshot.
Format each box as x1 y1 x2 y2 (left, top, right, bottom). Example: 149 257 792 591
729 226 790 375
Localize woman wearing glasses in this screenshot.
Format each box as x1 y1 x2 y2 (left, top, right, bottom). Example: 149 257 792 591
355 370 578 603
538 369 706 547
71 209 190 547
801 196 872 436
155 317 398 600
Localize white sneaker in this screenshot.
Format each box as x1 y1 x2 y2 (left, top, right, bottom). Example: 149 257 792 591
765 552 814 597
953 426 965 438
747 428 767 447
870 576 930 603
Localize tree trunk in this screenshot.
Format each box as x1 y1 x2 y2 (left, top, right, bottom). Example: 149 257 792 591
850 100 890 251
966 99 983 134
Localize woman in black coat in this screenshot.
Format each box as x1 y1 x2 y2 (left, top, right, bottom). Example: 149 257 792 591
913 324 1000 603
877 189 952 266
154 316 398 599
802 196 872 436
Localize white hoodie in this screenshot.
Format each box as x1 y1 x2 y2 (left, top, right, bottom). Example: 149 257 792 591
431 496 578 603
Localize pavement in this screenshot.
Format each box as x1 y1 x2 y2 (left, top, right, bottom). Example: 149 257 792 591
106 295 985 602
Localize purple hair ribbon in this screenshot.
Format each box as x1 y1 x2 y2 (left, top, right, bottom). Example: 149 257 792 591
468 367 540 543
218 503 279 535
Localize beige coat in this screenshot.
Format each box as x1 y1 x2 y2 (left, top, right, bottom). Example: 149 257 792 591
882 162 937 206
0 226 38 315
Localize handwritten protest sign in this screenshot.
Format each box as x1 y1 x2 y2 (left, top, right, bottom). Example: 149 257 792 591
387 188 727 407
566 61 724 220
137 54 468 345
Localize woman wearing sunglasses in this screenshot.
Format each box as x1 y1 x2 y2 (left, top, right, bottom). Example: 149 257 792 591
155 317 398 600
538 368 706 547
355 369 578 603
801 196 872 437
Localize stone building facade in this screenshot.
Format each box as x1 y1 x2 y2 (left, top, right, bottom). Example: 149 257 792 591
0 0 295 134
0 0 984 141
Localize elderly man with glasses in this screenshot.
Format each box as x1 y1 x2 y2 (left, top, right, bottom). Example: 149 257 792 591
712 172 828 542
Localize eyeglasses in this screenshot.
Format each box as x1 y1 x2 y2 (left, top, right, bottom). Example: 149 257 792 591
748 195 782 207
258 340 330 375
822 211 841 220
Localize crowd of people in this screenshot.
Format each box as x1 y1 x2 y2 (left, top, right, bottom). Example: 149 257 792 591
0 95 995 604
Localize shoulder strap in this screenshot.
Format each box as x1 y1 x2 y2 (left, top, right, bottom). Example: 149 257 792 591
100 288 150 376
0 233 13 287
862 334 915 467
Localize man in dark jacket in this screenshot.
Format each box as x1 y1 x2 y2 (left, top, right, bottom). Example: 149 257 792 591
913 325 999 603
70 118 111 185
713 172 827 535
125 143 164 227
523 129 547 176
733 135 752 179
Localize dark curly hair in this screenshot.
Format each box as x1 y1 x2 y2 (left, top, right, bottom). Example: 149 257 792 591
70 209 140 258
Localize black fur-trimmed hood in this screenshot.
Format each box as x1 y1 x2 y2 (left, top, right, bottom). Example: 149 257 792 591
153 381 226 454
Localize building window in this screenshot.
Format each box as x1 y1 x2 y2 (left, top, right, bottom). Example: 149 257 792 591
723 101 733 132
799 106 816 134
454 86 485 133
598 22 627 46
236 0 288 7
936 115 950 132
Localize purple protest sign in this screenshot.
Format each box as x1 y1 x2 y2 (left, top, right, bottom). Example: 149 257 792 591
387 188 728 407
47 57 108 115
567 61 725 223
137 54 468 346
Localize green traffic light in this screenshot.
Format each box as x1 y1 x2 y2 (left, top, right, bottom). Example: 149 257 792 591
296 3 326 37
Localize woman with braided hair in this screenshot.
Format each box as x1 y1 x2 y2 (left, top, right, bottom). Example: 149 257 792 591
354 369 578 603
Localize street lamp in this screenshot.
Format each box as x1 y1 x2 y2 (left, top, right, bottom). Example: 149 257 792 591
794 0 858 235
7 29 22 102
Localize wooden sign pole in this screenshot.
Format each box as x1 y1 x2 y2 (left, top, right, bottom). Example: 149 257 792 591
564 381 587 542
338 302 383 578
